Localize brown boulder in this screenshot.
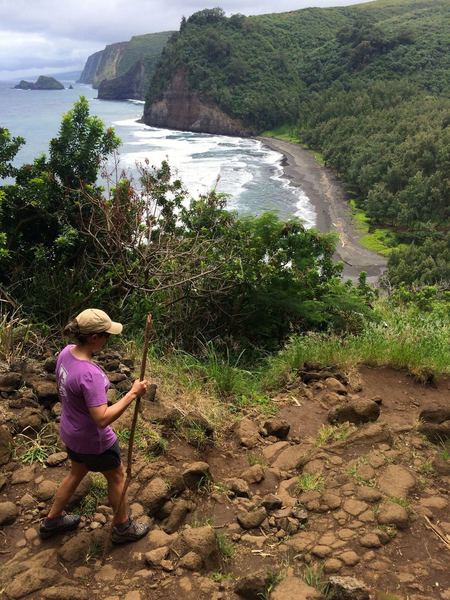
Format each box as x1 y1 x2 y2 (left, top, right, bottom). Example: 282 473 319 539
377 501 409 529
271 444 309 470
325 377 347 394
15 407 44 431
182 461 211 489
237 418 260 448
270 576 322 599
31 379 58 403
0 425 13 465
328 399 380 426
178 550 203 571
178 526 217 560
419 406 450 424
237 507 267 530
140 477 169 514
58 532 91 563
378 464 416 498
37 479 58 501
0 501 18 525
263 418 290 440
0 372 22 392
46 451 68 466
418 420 450 442
5 567 60 599
327 576 369 600
226 477 251 498
241 464 265 484
163 499 192 533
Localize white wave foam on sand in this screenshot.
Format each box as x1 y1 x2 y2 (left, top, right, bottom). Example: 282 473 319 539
111 119 316 227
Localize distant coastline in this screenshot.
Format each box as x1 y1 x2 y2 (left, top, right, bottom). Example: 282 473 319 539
259 136 387 283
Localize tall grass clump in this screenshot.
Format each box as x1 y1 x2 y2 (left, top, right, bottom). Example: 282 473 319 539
0 309 32 363
263 298 449 389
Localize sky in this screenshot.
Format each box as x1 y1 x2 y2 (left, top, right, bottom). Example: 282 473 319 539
0 0 370 80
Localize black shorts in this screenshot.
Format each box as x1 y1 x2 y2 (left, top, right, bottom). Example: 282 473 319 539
66 440 121 472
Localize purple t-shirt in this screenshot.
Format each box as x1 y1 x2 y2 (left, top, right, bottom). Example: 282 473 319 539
56 345 117 454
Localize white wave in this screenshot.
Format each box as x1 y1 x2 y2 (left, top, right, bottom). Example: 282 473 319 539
111 121 317 225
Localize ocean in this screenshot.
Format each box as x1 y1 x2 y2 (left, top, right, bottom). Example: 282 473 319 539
0 80 315 225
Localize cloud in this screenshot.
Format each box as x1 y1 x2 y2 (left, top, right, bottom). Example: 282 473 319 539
0 0 369 79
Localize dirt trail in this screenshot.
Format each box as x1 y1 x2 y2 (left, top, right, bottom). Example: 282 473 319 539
1 355 450 600
259 137 387 285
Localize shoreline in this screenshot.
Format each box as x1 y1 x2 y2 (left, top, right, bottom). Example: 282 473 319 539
258 136 387 283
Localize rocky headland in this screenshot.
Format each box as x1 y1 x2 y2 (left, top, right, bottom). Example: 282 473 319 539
14 76 64 91
0 349 449 600
142 70 253 137
79 32 173 99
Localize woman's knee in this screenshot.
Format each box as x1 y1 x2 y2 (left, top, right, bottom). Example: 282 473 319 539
104 464 125 486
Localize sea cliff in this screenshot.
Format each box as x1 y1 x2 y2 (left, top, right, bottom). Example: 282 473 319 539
77 51 103 84
142 70 253 136
79 31 173 99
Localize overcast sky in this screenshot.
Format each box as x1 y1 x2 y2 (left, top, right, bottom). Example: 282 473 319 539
0 0 369 80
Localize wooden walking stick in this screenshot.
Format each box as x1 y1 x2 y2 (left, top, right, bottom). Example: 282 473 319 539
101 313 154 562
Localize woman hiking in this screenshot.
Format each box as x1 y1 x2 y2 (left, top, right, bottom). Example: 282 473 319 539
39 308 150 544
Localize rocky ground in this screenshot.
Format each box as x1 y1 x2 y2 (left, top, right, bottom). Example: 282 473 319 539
0 352 449 600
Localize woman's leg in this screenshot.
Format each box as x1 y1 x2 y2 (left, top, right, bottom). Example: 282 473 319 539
47 460 89 519
103 464 128 525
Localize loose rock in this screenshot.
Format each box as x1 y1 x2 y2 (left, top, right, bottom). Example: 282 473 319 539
237 418 260 448
271 576 322 599
237 507 267 530
328 399 380 426
0 501 19 525
327 576 370 600
377 501 409 529
378 464 416 498
182 462 211 489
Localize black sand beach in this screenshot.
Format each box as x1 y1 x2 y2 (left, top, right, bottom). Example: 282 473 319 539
259 137 387 283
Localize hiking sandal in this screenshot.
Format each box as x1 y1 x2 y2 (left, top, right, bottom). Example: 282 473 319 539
111 518 151 544
39 513 81 539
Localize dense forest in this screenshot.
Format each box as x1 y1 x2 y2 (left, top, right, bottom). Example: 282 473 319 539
147 0 450 287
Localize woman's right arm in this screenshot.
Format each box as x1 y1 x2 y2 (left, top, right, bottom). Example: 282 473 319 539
88 379 148 429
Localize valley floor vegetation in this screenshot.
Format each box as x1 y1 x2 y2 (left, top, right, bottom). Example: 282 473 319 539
147 1 450 289
1 99 448 410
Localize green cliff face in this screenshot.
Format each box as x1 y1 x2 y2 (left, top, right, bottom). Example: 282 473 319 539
145 0 450 131
79 31 174 99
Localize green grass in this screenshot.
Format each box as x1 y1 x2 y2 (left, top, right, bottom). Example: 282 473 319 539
247 453 267 467
261 125 325 165
303 565 331 599
75 474 108 516
441 442 450 462
261 124 300 144
216 532 235 561
13 424 59 464
296 473 325 494
315 423 356 447
349 200 404 257
389 496 412 512
263 299 450 390
116 423 168 458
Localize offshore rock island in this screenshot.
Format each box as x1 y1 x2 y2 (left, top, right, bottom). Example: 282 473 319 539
14 76 64 90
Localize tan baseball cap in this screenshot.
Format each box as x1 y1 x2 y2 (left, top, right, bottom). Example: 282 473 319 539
75 309 123 335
